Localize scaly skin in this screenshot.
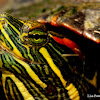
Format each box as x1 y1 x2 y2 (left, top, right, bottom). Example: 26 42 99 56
0 13 98 100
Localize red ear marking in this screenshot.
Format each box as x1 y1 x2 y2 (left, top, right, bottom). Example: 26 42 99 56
62 38 80 54
52 36 64 45
52 35 81 55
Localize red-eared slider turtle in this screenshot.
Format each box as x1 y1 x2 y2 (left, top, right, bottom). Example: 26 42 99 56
0 5 100 100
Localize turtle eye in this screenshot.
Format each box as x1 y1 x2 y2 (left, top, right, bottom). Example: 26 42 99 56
27 29 49 46
19 21 49 47
20 25 49 47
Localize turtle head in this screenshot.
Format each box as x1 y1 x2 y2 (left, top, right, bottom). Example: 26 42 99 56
0 13 49 46
0 13 50 59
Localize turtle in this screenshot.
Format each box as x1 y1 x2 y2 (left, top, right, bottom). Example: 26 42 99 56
0 5 99 100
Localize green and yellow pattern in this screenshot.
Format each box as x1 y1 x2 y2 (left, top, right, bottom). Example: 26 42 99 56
0 13 97 100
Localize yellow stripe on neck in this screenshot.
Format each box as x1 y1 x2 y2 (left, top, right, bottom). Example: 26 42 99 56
0 25 22 58
13 56 47 89
3 18 21 35
39 47 67 87
2 73 35 100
